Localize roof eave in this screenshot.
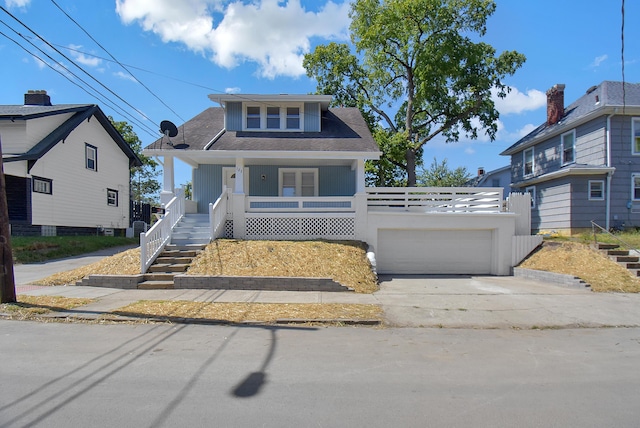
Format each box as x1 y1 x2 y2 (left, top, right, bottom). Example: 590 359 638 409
142 148 381 161
511 166 616 188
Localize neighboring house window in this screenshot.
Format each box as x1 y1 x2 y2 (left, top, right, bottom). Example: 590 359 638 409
632 174 640 201
107 188 118 207
32 176 52 195
286 107 300 129
633 118 640 154
525 185 536 209
588 180 604 200
266 106 280 129
279 168 318 197
246 106 261 129
523 148 534 177
491 178 500 187
85 144 97 171
561 130 575 165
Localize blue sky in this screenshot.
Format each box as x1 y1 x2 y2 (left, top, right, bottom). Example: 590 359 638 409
1 0 638 188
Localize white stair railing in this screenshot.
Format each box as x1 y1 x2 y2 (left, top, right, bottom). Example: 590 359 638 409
209 186 228 239
140 189 185 274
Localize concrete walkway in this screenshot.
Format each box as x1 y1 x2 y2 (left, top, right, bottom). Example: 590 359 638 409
9 249 640 329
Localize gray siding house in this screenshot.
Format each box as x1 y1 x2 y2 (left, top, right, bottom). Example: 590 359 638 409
501 81 640 234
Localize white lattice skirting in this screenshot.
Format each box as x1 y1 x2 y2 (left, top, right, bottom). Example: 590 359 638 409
245 216 355 240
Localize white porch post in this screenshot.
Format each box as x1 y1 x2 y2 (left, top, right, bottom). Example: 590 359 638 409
354 159 368 241
232 157 246 238
160 155 175 205
355 159 366 193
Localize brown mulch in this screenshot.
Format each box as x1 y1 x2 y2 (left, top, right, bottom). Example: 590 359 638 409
519 241 640 293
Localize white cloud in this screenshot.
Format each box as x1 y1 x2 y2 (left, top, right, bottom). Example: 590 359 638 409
516 123 537 138
115 0 350 78
4 0 31 7
68 44 102 67
492 86 546 115
591 54 608 68
225 87 241 94
114 71 138 82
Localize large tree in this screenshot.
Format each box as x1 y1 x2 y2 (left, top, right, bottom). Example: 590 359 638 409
417 157 472 187
303 0 526 186
110 117 160 204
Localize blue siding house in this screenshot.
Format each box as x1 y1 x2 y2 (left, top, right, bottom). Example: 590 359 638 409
501 81 640 234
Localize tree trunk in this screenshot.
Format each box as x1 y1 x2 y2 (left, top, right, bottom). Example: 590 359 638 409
406 149 417 187
0 136 16 303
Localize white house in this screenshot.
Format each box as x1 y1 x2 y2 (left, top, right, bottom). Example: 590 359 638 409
142 94 539 276
1 90 142 236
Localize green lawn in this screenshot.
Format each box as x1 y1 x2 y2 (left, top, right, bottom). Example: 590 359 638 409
10 236 138 264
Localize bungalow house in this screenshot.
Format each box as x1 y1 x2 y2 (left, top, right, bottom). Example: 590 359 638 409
501 81 640 234
465 165 511 197
142 93 539 276
1 90 142 236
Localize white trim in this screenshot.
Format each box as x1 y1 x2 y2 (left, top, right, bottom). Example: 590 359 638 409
561 129 576 165
632 117 640 155
525 186 536 209
278 168 318 197
632 173 640 201
142 149 382 161
588 180 605 201
523 147 534 178
513 166 615 187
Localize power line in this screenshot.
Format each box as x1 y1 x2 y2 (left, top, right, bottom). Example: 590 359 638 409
50 0 186 123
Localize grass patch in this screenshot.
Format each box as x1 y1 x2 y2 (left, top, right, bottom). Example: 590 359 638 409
188 240 378 293
0 296 94 320
519 240 640 293
113 301 383 323
11 236 138 264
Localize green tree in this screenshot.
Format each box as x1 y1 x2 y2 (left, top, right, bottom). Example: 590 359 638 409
417 157 471 187
303 0 525 186
110 117 160 203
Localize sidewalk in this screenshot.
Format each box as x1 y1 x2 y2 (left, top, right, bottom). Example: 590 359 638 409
10 249 640 329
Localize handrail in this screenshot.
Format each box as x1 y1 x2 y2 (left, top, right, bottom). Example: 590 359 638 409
140 191 185 274
591 220 638 253
209 192 228 240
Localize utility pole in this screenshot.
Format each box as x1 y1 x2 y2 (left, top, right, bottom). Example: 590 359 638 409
0 135 16 303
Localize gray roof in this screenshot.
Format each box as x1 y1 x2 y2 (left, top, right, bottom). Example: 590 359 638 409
0 104 91 119
144 106 380 154
501 81 640 156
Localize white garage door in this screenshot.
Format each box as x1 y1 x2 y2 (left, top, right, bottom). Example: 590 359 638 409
377 229 493 275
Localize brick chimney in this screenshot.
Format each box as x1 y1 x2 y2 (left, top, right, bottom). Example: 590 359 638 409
546 84 565 125
24 90 51 106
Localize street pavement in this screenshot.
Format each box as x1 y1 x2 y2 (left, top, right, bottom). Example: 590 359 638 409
10 248 640 329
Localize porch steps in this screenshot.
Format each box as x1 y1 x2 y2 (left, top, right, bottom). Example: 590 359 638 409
138 214 211 289
595 243 640 277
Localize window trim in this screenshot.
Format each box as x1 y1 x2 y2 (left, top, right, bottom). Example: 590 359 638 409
32 176 52 195
286 107 301 130
246 105 261 129
632 173 640 201
588 180 605 201
85 143 97 171
523 147 534 178
633 117 640 155
278 168 318 197
107 188 118 207
525 185 536 209
561 129 576 165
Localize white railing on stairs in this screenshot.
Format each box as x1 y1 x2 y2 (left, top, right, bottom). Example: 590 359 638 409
209 186 228 240
140 189 185 274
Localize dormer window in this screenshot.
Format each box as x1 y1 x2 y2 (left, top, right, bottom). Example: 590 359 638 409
246 106 261 129
286 107 300 129
267 106 280 129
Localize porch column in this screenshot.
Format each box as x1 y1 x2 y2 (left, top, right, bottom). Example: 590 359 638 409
234 157 245 194
232 157 246 238
355 159 366 193
160 155 175 205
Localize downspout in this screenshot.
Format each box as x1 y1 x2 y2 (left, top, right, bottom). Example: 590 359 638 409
606 114 614 230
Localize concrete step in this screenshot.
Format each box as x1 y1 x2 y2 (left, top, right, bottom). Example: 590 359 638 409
138 280 175 290
172 238 211 245
616 256 639 263
156 256 193 264
608 249 630 256
148 263 189 273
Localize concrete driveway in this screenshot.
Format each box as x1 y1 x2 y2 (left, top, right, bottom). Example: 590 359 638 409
376 275 640 329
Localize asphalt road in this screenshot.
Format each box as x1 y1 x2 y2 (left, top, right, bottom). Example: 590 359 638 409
1 321 639 428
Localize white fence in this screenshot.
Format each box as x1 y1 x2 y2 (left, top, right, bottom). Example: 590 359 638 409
366 187 503 212
140 189 185 274
246 196 354 212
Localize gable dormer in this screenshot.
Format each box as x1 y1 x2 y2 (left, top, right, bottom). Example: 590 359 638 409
208 94 332 133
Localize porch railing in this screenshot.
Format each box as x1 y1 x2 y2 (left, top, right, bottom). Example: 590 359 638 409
209 187 229 239
140 189 185 274
246 196 355 212
366 187 504 213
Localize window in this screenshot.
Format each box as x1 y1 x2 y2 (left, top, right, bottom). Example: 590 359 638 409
561 130 575 165
246 106 261 129
491 178 500 187
589 180 604 200
32 176 52 194
107 188 118 207
286 107 300 129
523 147 534 177
85 144 97 171
633 174 640 201
525 186 536 209
266 106 280 129
633 118 640 154
279 168 318 197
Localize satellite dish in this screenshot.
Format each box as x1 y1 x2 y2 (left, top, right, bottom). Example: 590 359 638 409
160 120 178 138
